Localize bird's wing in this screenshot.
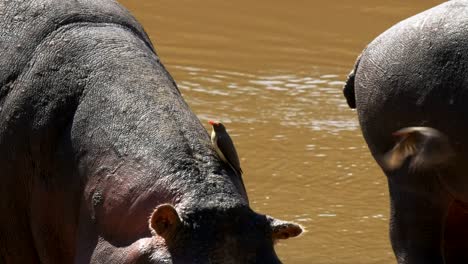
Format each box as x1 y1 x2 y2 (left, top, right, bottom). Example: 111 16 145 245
216 133 243 174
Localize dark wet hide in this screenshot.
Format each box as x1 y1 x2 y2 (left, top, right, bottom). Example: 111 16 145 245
444 200 468 263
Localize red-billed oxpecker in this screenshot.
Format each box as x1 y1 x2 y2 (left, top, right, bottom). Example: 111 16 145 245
208 120 243 177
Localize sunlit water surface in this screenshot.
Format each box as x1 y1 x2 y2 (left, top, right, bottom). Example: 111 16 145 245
119 1 443 263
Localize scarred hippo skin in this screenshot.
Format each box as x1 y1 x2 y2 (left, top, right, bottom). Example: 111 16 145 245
0 0 302 263
344 0 468 263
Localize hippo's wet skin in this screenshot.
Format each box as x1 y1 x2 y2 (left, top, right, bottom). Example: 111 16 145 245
0 0 302 263
345 0 468 263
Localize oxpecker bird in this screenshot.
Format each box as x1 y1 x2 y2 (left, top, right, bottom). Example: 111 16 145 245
382 127 454 171
208 120 243 177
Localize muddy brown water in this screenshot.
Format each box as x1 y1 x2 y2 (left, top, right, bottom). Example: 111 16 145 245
118 1 444 263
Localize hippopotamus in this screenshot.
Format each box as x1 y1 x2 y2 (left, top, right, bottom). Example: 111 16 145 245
344 0 468 263
0 0 302 263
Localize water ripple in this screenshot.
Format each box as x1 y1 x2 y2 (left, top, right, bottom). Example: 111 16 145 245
172 65 359 133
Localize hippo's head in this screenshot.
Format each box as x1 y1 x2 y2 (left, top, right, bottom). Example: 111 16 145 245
123 203 302 264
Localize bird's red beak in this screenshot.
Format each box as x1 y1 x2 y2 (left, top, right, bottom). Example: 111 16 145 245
208 120 216 125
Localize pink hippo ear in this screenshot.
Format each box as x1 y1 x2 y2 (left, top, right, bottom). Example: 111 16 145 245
149 204 181 240
268 216 303 240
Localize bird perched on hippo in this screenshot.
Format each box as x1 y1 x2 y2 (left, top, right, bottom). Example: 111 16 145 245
208 120 243 177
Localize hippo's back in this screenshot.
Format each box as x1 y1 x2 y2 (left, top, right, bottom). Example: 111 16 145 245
353 0 468 155
0 0 152 93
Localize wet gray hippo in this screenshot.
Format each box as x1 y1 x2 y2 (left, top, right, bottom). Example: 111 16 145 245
344 0 468 263
0 0 302 263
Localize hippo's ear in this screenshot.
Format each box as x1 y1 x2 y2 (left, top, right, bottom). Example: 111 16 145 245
268 216 303 240
149 204 181 240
